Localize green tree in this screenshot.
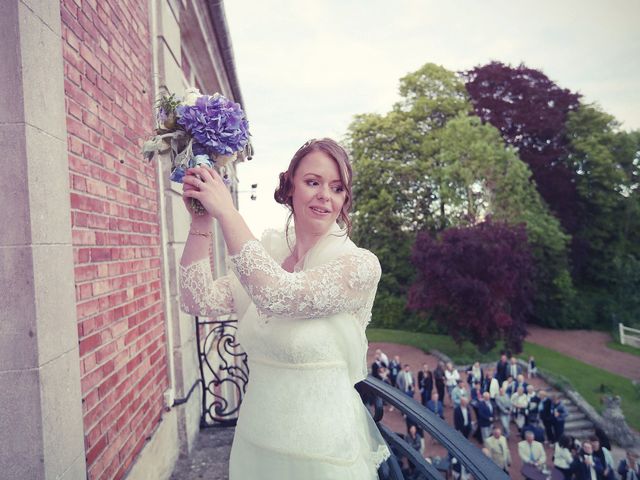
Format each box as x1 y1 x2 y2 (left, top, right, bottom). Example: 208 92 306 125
424 113 574 326
346 62 574 329
565 104 640 326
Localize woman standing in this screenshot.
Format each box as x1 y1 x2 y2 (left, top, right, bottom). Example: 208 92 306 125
553 434 574 479
417 363 434 406
178 138 390 479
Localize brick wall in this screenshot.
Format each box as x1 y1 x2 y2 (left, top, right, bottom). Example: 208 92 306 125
60 1 169 478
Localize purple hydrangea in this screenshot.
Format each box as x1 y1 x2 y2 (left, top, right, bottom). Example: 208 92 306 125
169 165 186 183
176 95 250 156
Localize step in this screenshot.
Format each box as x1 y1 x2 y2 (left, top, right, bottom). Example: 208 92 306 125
564 419 595 431
566 411 587 420
565 428 595 441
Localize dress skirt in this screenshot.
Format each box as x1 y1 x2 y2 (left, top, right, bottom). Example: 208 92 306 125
228 359 389 480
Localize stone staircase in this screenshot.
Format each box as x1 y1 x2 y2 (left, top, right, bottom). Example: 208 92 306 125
554 392 596 441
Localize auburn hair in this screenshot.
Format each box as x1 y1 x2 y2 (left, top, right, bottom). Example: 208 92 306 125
274 138 353 236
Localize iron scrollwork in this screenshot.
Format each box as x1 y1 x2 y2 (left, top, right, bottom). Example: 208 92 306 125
195 314 249 427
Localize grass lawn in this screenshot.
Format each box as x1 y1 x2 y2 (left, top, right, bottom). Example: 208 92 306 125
366 328 502 365
367 328 640 432
520 343 640 432
607 341 640 357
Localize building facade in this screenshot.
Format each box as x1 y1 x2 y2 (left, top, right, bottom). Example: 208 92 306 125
0 0 246 478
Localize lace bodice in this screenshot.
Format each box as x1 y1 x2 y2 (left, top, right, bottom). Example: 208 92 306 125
179 237 381 329
228 239 380 327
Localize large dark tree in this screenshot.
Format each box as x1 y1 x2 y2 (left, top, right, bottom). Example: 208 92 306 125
463 62 582 233
408 221 534 353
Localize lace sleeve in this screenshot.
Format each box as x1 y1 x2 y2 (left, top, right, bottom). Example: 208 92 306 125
179 258 235 316
229 239 381 320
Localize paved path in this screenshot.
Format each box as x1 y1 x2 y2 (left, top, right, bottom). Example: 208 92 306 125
170 427 233 480
526 325 640 380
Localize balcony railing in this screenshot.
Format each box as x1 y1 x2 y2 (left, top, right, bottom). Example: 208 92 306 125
356 376 510 480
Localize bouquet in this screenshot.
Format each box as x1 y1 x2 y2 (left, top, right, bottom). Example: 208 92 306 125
142 87 250 214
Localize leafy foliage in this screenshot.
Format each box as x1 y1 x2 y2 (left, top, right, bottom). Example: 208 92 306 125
463 62 582 233
408 221 534 353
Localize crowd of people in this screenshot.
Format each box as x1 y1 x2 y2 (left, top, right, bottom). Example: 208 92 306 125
370 348 640 480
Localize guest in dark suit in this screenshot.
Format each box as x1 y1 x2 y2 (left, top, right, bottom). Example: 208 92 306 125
551 395 568 441
525 386 541 425
537 390 554 443
426 391 444 419
477 392 495 441
418 363 433 406
434 361 446 403
388 355 401 387
371 358 383 380
496 352 509 385
454 396 473 439
572 441 605 480
618 449 640 480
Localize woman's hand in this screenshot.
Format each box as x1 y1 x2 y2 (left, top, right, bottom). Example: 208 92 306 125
182 165 237 221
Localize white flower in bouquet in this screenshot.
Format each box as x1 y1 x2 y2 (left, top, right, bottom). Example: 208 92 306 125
182 87 202 106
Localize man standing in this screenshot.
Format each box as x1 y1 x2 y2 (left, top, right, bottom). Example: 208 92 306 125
571 441 605 480
426 391 444 419
451 379 468 409
454 397 473 439
485 426 511 473
477 392 495 441
417 363 433 406
434 361 446 403
483 369 500 399
495 387 512 439
518 430 546 470
396 364 415 398
375 348 389 368
389 355 401 387
525 386 541 426
538 390 554 444
508 356 521 382
371 353 383 380
551 395 568 442
496 352 509 385
591 435 615 480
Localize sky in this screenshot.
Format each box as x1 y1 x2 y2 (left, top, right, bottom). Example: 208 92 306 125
223 0 640 237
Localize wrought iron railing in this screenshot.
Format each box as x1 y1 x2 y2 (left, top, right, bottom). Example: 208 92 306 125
195 315 249 427
191 313 507 478
356 376 510 480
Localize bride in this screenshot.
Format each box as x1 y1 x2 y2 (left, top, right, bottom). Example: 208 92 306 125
178 138 391 479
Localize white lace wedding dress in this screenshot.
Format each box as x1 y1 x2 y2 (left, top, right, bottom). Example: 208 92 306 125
179 222 391 479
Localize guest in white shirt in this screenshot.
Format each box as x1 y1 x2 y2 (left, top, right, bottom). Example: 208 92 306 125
518 430 546 469
445 362 460 406
553 434 575 480
485 426 511 472
375 348 389 368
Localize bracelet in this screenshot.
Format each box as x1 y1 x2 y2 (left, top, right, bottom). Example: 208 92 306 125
189 228 212 238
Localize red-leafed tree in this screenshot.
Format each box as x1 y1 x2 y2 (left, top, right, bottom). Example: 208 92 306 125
408 221 534 353
463 62 582 233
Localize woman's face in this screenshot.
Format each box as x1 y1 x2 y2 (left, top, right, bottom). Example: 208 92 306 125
291 150 346 235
